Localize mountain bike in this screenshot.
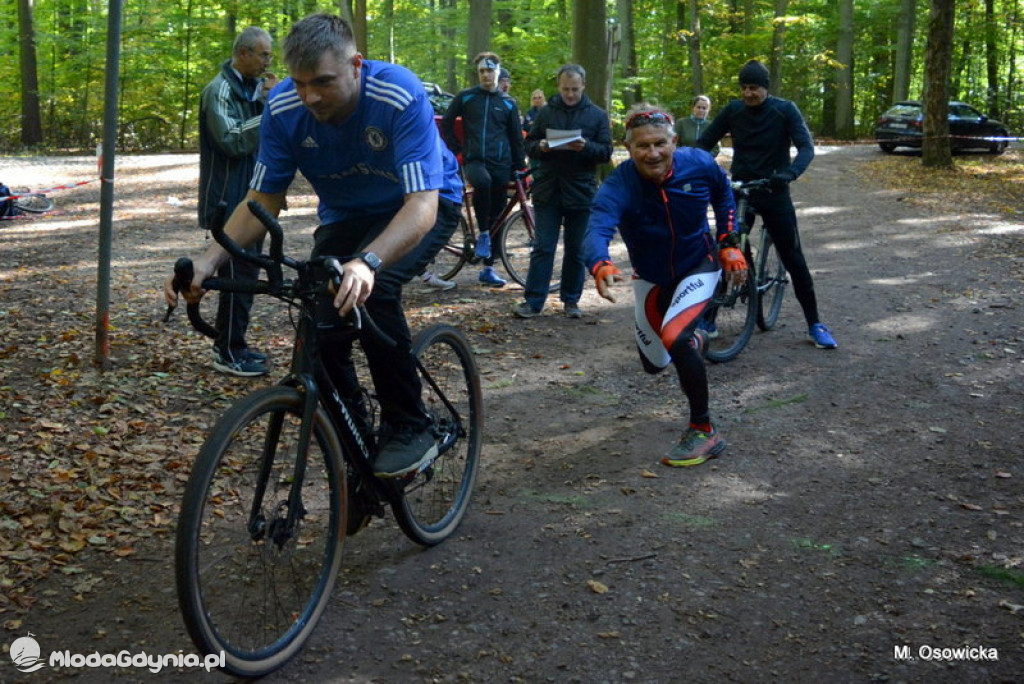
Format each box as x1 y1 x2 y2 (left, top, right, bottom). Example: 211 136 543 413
430 168 560 291
705 179 789 363
167 201 483 677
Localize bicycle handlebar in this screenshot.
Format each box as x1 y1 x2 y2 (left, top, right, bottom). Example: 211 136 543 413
165 201 396 348
730 178 772 193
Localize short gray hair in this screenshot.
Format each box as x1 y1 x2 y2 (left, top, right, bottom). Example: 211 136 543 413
283 14 356 72
234 27 271 55
556 64 586 83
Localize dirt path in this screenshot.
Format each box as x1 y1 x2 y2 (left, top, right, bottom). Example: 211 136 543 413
3 144 1023 682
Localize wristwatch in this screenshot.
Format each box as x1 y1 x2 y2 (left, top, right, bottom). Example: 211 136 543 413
356 252 382 272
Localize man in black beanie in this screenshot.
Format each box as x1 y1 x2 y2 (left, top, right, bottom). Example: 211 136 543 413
697 59 837 349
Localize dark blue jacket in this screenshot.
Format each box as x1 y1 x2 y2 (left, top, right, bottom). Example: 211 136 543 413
584 147 736 285
440 86 525 169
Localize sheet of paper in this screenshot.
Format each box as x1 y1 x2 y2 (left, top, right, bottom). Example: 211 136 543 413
547 128 584 148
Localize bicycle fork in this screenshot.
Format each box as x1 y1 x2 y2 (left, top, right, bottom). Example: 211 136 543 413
246 375 319 549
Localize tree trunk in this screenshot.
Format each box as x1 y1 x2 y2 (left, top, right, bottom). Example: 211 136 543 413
616 0 641 107
893 0 916 102
17 0 44 145
467 0 492 86
769 0 789 97
834 0 854 139
440 0 458 93
687 0 704 96
985 0 998 116
922 0 954 168
572 0 609 113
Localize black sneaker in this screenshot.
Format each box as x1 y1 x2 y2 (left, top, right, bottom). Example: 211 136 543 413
374 426 438 478
212 351 268 377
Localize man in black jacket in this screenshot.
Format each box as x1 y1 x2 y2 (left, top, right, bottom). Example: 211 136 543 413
441 52 525 287
697 59 837 349
516 64 612 318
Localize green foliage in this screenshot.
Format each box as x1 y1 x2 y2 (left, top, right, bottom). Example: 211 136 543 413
2 0 1022 152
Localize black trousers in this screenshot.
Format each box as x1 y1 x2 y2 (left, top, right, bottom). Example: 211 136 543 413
312 198 461 430
214 238 263 360
747 187 820 327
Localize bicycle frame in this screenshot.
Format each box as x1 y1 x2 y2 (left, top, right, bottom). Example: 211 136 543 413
451 170 534 260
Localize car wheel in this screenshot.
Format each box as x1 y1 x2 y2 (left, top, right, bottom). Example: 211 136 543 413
989 139 1008 154
878 142 897 153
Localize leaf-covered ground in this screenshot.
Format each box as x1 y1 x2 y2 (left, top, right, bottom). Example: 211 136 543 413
1 144 1022 681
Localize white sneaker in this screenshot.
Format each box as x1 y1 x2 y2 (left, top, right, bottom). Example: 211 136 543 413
421 272 456 290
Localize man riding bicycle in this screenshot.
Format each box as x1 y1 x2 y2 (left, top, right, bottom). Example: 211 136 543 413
164 13 463 478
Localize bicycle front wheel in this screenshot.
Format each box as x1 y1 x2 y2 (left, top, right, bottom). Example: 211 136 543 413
756 233 788 331
499 208 560 292
14 193 53 213
394 324 483 546
176 386 345 678
704 263 758 364
433 214 471 281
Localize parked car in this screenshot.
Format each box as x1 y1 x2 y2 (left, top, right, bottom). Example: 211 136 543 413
423 81 454 116
875 101 1010 154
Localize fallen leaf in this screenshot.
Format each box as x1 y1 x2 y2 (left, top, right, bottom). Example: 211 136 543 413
586 579 609 594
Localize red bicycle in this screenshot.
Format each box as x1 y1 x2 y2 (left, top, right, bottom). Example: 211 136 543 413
431 169 561 291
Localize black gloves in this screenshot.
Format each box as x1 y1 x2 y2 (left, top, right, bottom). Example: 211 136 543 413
769 170 796 191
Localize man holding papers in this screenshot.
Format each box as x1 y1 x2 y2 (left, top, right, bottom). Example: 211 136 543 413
517 64 612 318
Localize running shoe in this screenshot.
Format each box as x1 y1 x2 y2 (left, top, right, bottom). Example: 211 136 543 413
374 425 438 478
808 323 838 349
513 302 541 318
475 232 492 259
478 266 506 287
422 271 456 290
661 426 726 467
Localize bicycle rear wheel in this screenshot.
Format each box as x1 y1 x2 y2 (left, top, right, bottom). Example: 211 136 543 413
756 232 788 331
704 262 758 364
394 324 482 546
433 214 471 281
14 193 53 213
499 208 560 292
176 386 345 677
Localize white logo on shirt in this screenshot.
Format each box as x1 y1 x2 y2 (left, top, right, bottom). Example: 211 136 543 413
301 136 318 148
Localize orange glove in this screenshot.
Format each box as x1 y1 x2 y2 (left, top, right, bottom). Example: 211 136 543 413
719 247 748 287
591 260 623 302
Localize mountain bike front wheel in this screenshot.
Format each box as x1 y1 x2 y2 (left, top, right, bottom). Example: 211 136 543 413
756 233 788 331
393 324 483 546
704 262 758 364
175 386 345 678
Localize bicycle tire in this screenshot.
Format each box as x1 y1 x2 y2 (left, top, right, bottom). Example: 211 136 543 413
498 208 560 292
434 214 471 282
704 255 758 364
393 324 482 546
756 233 788 331
176 385 345 677
13 193 53 213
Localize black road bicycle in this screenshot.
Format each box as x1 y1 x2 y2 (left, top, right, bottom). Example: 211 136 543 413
167 202 483 677
704 179 790 363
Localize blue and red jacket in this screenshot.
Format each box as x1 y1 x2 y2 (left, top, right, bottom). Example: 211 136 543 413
584 147 736 286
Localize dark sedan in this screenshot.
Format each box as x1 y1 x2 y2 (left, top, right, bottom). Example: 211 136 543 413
875 101 1010 154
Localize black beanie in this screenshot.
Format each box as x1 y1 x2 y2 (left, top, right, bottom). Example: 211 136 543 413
738 60 770 88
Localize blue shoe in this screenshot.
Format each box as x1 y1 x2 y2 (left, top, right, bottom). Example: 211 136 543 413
808 323 838 349
478 266 506 287
697 318 719 339
475 232 492 260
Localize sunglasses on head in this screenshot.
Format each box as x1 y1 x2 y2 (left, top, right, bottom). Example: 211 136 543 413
625 110 674 129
